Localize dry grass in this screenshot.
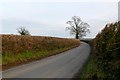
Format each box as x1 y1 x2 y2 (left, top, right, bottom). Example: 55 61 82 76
2 35 80 69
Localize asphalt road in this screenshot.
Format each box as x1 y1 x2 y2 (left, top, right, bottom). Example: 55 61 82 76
2 42 91 78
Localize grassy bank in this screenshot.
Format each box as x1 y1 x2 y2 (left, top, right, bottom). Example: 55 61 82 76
79 39 101 79
80 55 104 79
2 35 80 70
80 40 105 79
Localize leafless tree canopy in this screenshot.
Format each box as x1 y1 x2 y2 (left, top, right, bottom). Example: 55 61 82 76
66 16 90 39
17 27 30 35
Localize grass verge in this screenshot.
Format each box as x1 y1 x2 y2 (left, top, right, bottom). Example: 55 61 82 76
0 54 1 64
80 55 105 79
80 55 97 78
79 40 104 79
2 45 79 70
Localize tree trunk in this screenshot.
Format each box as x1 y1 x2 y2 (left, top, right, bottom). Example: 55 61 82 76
75 33 79 39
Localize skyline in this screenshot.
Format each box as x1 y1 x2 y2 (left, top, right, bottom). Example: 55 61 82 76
1 1 118 38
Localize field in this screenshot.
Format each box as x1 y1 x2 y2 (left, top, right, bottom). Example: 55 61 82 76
2 35 80 70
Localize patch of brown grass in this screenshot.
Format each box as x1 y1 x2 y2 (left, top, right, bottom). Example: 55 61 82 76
2 35 80 70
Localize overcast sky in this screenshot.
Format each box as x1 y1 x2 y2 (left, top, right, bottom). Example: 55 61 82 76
1 0 119 38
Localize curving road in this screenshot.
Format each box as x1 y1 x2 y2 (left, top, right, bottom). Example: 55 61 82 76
2 42 91 78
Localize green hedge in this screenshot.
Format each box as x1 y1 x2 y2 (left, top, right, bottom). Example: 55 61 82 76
93 21 120 79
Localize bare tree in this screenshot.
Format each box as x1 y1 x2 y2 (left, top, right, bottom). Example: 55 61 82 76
66 16 90 39
17 27 30 35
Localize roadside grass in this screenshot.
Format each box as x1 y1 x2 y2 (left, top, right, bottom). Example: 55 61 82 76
2 35 80 70
79 39 104 79
80 56 97 78
80 55 105 79
2 46 78 69
0 54 1 64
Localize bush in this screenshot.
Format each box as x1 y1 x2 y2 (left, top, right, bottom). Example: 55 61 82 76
93 21 120 79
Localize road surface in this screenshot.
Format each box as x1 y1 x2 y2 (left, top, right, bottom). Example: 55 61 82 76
2 42 91 78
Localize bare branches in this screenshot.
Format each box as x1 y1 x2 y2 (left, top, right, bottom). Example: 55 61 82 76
66 16 90 39
17 27 30 35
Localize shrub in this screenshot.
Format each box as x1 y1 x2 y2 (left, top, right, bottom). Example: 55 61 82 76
93 21 120 79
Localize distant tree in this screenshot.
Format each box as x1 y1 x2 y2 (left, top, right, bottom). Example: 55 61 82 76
17 27 30 35
66 16 90 39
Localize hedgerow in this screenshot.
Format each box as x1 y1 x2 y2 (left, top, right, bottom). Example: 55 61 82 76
93 21 120 79
2 35 80 67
